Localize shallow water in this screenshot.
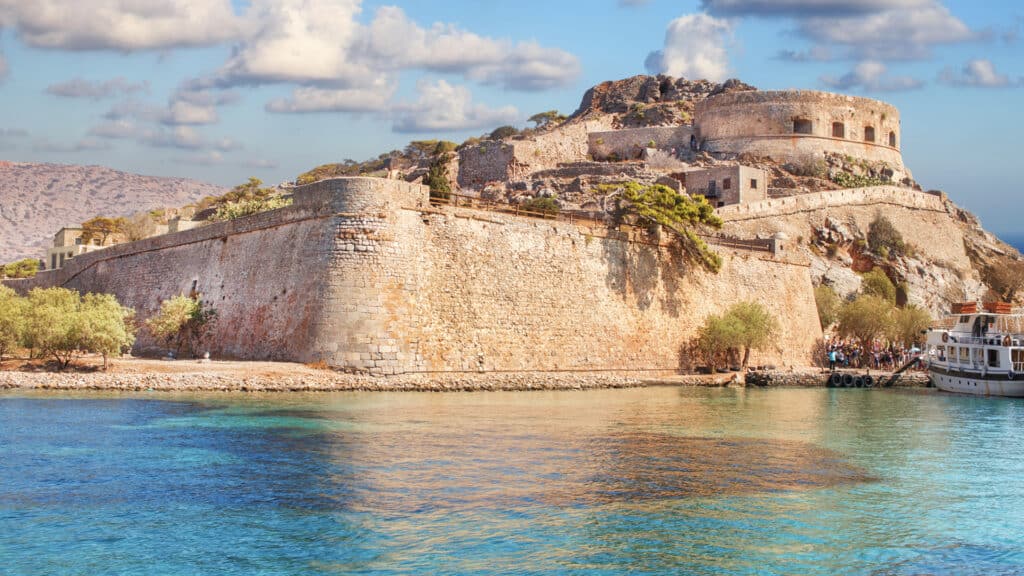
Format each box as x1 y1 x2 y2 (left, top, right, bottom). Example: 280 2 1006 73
2 387 1023 575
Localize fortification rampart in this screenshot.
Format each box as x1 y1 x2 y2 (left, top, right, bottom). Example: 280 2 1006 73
588 126 695 160
696 90 904 169
6 177 823 374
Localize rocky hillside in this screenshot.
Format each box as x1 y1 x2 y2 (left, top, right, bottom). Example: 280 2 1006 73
0 161 225 262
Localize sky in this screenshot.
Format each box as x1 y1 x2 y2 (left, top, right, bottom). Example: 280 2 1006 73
0 0 1021 234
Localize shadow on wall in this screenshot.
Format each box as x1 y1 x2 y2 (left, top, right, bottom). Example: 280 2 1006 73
599 224 688 316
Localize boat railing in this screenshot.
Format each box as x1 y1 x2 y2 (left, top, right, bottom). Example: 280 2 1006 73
1015 362 1024 373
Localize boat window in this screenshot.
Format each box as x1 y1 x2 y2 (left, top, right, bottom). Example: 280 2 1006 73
974 348 984 363
988 349 1000 368
1013 350 1024 370
959 347 970 362
960 315 969 323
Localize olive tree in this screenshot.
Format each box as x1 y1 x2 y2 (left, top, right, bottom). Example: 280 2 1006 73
0 286 26 365
146 295 218 357
22 288 135 370
861 268 896 304
837 294 894 349
696 301 778 371
814 284 841 330
889 305 932 347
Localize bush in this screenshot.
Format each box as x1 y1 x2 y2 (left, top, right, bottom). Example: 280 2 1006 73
695 301 778 370
783 157 828 178
146 295 217 358
1 258 40 279
19 287 135 370
837 295 894 348
520 197 560 216
425 154 452 200
861 268 896 304
489 126 519 140
889 305 932 347
867 214 905 257
814 284 840 330
0 286 26 364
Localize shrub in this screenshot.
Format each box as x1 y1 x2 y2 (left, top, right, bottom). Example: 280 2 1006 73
837 295 894 349
210 195 292 221
861 268 896 304
425 154 452 200
695 301 778 370
0 286 26 364
146 295 217 358
814 284 840 330
21 287 135 370
520 197 560 216
867 214 905 256
783 157 828 178
489 125 519 140
1 258 40 279
889 305 932 347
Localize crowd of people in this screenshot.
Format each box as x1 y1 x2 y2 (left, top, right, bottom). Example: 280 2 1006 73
825 337 924 371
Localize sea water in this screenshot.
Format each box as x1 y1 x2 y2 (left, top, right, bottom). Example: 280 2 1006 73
2 387 1023 575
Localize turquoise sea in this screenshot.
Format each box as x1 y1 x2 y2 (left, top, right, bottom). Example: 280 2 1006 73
2 386 1023 575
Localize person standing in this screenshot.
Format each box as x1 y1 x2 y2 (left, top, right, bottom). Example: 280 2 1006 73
828 348 837 371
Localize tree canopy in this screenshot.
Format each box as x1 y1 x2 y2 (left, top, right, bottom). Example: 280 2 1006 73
1 258 40 279
528 110 567 128
696 301 778 370
814 284 840 330
80 216 126 245
837 294 893 348
889 305 932 347
613 182 724 272
145 295 218 358
861 268 896 304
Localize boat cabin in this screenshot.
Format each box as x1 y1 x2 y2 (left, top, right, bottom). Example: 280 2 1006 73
926 302 1024 379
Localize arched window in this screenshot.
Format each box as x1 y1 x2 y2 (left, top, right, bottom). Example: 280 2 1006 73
832 122 845 138
889 131 897 147
793 119 813 134
864 126 876 142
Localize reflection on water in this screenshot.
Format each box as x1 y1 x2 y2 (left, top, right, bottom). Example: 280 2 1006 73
2 387 1024 575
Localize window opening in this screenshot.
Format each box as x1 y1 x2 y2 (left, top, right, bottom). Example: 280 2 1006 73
832 122 845 138
864 126 876 142
793 119 813 134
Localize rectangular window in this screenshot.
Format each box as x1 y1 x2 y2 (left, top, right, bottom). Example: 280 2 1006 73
959 347 970 362
988 349 1000 368
723 178 732 190
75 237 82 245
1013 350 1024 371
51 254 57 269
750 179 757 189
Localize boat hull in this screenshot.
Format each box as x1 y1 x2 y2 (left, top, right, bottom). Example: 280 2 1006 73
929 367 1024 397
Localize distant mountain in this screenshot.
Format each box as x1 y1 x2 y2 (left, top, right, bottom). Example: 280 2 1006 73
0 161 226 263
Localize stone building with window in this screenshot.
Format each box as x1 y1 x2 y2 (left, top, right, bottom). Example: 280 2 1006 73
44 227 118 271
683 165 768 207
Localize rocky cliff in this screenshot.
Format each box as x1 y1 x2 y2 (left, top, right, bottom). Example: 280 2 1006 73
0 161 225 262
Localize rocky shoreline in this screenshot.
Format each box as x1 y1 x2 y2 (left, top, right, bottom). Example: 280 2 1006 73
0 367 930 393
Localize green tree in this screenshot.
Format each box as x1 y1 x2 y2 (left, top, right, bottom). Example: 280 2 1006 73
614 182 724 272
79 293 136 369
889 305 932 347
520 196 560 216
867 214 905 257
0 286 26 365
695 301 778 370
488 125 519 140
80 216 126 245
696 313 738 373
146 295 218 357
861 268 896 304
528 110 567 128
425 154 452 200
814 284 841 330
1 258 40 279
837 294 894 349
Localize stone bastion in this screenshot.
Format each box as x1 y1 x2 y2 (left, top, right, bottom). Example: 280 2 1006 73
4 177 822 375
695 90 905 170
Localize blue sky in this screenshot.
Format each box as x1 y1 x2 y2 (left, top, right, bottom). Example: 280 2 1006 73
0 0 1021 234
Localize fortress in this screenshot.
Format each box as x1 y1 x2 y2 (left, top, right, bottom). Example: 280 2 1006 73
6 81 990 376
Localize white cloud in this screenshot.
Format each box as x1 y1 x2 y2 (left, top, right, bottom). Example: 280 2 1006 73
938 59 1019 88
0 0 242 50
701 0 929 17
88 120 140 139
820 60 924 91
212 1 579 92
46 77 148 100
265 78 396 114
174 151 225 166
799 2 976 60
392 80 518 134
139 126 206 150
645 14 733 82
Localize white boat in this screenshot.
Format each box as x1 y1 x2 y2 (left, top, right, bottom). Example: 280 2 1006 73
925 302 1024 397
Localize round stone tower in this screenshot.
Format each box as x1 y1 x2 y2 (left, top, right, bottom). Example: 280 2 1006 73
695 90 905 172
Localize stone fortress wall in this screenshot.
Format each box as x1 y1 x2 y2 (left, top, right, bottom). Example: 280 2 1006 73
695 90 905 170
6 177 823 375
588 126 695 161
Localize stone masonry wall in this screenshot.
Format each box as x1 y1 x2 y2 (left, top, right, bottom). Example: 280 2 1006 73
588 126 695 160
696 90 904 169
6 177 823 374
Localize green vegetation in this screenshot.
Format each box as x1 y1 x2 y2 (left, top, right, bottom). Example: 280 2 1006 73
696 301 778 371
2 287 135 370
867 214 905 257
520 196 560 216
0 286 26 364
890 305 932 346
831 171 887 189
488 125 520 140
860 268 897 304
528 110 567 128
425 153 452 200
1 258 40 279
837 294 894 349
606 182 723 272
814 284 841 330
121 212 160 241
205 178 293 222
80 216 126 245
145 295 218 358
783 157 827 178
